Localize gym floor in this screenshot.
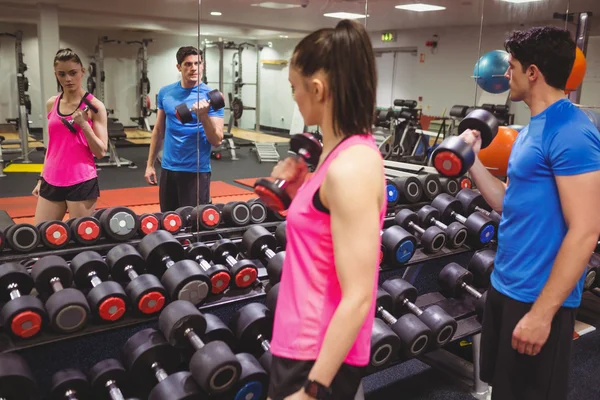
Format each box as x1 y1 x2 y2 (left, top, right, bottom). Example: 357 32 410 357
2 139 600 399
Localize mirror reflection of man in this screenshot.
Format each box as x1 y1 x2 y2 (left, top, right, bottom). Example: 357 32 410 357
145 46 224 211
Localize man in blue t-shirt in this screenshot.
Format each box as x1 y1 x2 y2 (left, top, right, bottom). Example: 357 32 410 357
460 27 600 399
145 46 224 211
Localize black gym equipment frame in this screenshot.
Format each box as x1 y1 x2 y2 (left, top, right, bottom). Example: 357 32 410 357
127 38 154 132
0 30 34 178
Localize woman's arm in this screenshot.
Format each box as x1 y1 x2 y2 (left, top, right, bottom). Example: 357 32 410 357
306 145 384 388
80 98 108 159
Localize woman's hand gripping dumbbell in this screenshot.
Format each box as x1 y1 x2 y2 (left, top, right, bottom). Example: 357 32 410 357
61 96 98 134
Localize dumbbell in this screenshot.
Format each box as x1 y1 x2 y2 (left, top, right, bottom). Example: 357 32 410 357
432 109 499 177
138 213 160 236
431 193 495 247
186 242 231 295
156 211 183 234
254 132 322 211
60 97 98 133
439 177 460 196
274 221 286 249
88 359 138 400
468 249 496 288
175 204 222 231
230 302 274 374
139 230 211 305
380 226 418 266
37 220 71 249
212 239 258 289
455 188 501 225
67 216 102 245
98 206 140 242
439 262 487 318
388 176 423 204
458 175 473 189
368 318 402 370
394 209 446 253
0 263 46 339
230 353 270 400
246 198 268 224
175 89 226 123
241 225 286 285
50 369 90 399
0 353 40 399
31 255 90 333
382 278 457 348
374 288 430 358
417 205 468 249
1 223 40 253
106 244 167 315
122 328 202 400
0 229 4 252
220 201 252 227
158 301 242 394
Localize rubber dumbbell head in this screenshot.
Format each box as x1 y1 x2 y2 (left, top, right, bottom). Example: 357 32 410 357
254 132 322 211
106 244 167 315
417 205 468 249
468 249 496 288
221 201 251 227
3 223 40 253
88 358 134 400
439 263 486 319
0 263 46 339
416 173 442 201
212 240 258 289
274 221 287 249
99 206 140 242
246 198 268 225
138 213 160 236
186 242 230 295
31 255 90 333
174 206 194 228
204 313 238 351
38 220 71 249
190 204 222 230
51 369 90 399
439 177 460 196
158 301 241 394
369 318 401 368
232 353 269 400
0 353 40 399
241 225 278 261
395 209 446 253
230 303 272 359
385 179 400 208
158 211 183 234
380 226 417 266
69 216 101 245
391 176 423 204
175 89 225 124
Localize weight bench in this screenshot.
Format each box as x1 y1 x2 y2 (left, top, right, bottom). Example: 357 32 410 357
95 121 137 169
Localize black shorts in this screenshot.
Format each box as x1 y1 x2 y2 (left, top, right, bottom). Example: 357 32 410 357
480 285 576 400
159 168 211 212
267 355 363 400
39 177 100 202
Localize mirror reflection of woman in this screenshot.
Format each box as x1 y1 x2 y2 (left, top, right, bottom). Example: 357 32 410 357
33 48 108 224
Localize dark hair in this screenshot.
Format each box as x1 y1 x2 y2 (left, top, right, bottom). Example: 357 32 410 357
177 46 203 65
504 26 576 90
54 48 83 67
291 19 377 138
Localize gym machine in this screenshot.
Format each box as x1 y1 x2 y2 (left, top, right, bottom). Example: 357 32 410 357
89 36 136 169
127 39 155 132
0 31 33 178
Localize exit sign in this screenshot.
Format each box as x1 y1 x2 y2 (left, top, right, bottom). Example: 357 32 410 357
381 32 396 42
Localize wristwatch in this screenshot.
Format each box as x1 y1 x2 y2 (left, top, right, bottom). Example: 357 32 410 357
303 380 332 399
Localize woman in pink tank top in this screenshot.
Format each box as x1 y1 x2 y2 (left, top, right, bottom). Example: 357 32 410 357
33 49 109 225
267 20 387 400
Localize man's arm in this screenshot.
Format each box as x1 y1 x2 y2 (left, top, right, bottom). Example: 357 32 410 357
147 109 166 168
200 115 224 147
469 158 508 212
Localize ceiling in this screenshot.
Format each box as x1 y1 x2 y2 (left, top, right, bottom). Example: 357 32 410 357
0 0 597 40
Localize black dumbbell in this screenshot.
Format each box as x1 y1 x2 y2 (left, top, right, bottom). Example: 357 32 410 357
458 175 473 190
98 206 140 242
431 109 499 177
468 249 496 288
417 205 468 249
382 278 457 348
67 216 102 245
88 359 138 400
138 213 160 237
0 229 4 252
368 318 402 370
431 193 495 247
229 353 270 400
212 240 258 289
389 176 423 204
186 242 231 295
175 204 222 231
60 97 98 133
0 353 40 399
50 369 90 399
37 220 71 249
455 188 501 225
438 177 460 196
122 328 202 400
106 244 167 316
241 225 286 285
394 209 446 253
246 198 268 225
139 230 211 305
31 255 90 333
375 288 431 358
71 251 129 322
274 221 286 249
439 262 487 318
175 89 225 124
415 173 442 201
158 301 242 394
1 223 40 253
0 263 46 339
230 302 274 374
380 226 418 266
221 201 251 227
254 132 322 211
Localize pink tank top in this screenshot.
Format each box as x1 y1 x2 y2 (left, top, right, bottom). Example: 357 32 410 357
43 92 97 187
270 134 387 366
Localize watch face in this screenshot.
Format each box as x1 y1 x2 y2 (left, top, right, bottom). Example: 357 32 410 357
305 382 319 397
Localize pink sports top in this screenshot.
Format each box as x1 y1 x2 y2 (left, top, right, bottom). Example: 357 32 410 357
270 133 387 366
43 92 97 187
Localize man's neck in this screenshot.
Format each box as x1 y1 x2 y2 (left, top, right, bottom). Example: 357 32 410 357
526 87 567 117
181 79 199 89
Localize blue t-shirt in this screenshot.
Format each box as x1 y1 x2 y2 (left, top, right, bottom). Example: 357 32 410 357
157 82 224 173
492 98 600 308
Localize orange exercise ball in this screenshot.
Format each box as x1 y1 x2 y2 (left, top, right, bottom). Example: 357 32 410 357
479 126 519 177
565 47 587 93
